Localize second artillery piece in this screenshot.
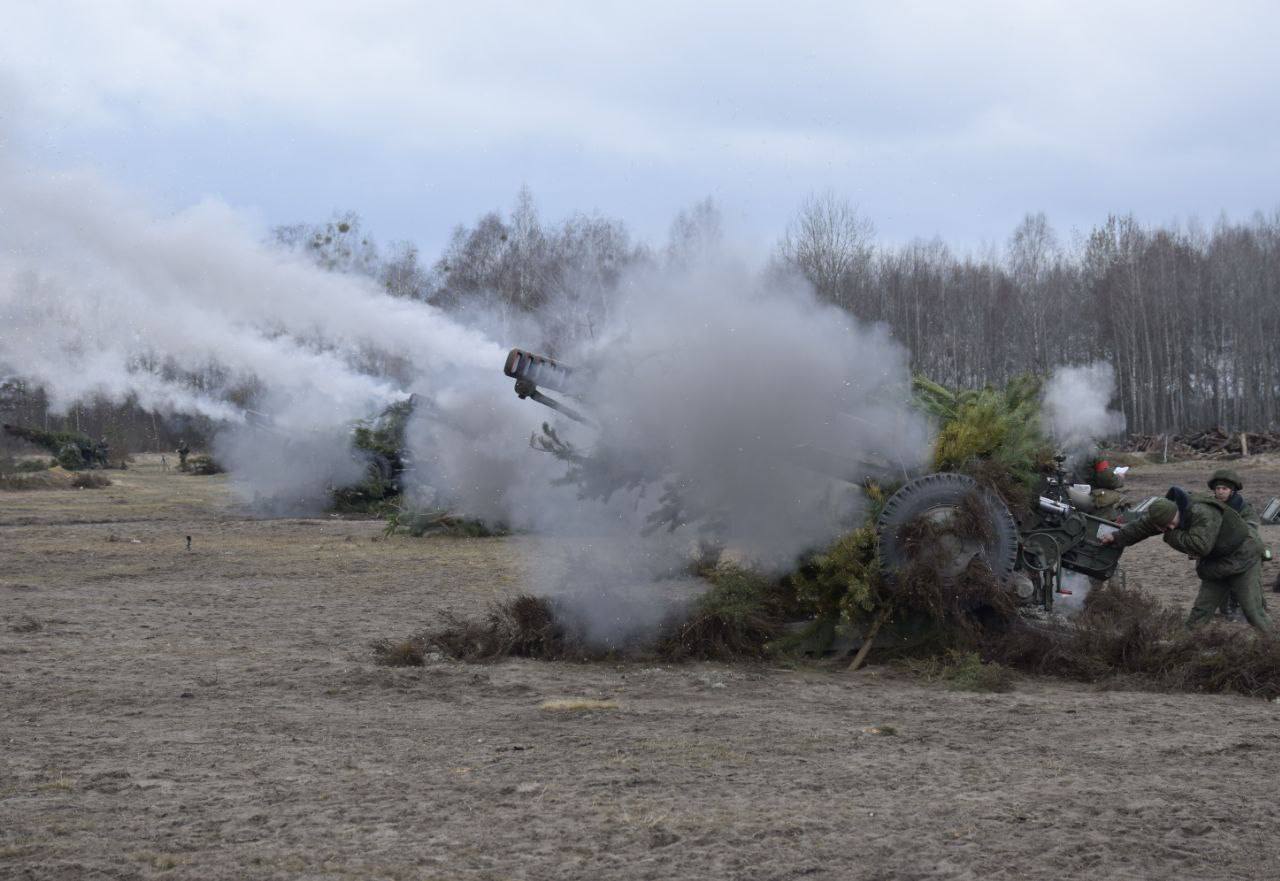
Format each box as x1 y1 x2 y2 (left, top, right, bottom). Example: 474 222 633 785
503 348 1138 610
2 423 111 470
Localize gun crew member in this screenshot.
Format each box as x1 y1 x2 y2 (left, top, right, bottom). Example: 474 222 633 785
1099 492 1272 633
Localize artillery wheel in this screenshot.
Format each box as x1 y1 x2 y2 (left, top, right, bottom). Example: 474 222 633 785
876 472 1019 581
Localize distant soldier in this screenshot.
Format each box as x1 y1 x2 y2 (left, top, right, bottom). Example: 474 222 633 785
1100 491 1271 633
94 437 111 469
1208 469 1260 536
176 439 190 471
1075 455 1130 520
1083 456 1125 491
1206 469 1268 618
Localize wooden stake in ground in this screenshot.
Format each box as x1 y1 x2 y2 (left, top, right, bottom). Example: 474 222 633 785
848 606 893 672
1241 432 1249 458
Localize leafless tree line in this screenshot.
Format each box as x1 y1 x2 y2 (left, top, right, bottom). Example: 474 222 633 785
777 195 1279 432
405 190 1278 432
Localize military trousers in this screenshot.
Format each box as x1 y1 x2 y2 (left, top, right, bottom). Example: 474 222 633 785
1188 562 1271 633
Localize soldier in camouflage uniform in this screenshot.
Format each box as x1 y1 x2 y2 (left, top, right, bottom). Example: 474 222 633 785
176 439 190 472
1100 491 1271 633
1076 455 1129 520
1206 469 1262 619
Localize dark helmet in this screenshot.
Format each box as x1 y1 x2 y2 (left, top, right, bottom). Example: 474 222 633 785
1208 468 1243 492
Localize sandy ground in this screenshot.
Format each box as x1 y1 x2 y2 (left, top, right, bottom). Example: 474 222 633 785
3 454 1280 881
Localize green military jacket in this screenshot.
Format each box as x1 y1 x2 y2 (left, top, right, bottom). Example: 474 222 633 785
1238 498 1260 535
1113 494 1261 580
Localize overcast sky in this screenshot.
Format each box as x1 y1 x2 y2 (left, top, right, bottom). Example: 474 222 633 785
2 1 1277 257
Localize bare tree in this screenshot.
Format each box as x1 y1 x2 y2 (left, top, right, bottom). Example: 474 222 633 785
666 197 723 268
777 192 875 311
380 242 429 301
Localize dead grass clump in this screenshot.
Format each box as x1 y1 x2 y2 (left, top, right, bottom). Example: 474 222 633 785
655 566 786 661
539 698 619 712
0 469 68 491
370 638 427 667
890 555 1018 649
384 509 508 538
986 582 1280 699
185 454 224 475
381 569 788 665
954 489 998 544
903 650 1016 692
70 472 111 489
417 594 595 662
9 616 42 633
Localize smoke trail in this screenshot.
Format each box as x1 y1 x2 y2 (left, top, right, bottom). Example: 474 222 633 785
1 150 932 648
0 154 505 508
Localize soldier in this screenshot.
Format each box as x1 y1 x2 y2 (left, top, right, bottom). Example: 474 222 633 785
1075 455 1130 520
1084 456 1125 491
1206 469 1262 619
1099 491 1271 633
94 437 111 469
176 439 190 472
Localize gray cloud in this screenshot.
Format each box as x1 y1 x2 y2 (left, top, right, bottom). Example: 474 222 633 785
2 2 1277 252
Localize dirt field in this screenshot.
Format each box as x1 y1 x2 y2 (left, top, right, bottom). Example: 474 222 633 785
3 455 1280 881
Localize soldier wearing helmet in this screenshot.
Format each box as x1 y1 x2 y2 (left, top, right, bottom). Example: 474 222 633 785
1207 469 1272 613
1101 485 1271 633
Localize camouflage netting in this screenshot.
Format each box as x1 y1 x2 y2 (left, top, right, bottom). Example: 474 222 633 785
778 374 1054 654
185 454 224 475
383 372 1057 663
913 373 1054 507
3 424 101 471
330 398 414 514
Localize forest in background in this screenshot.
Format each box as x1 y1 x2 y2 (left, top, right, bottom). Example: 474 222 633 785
3 189 1278 454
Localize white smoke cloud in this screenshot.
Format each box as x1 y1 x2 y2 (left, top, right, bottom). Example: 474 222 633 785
405 258 934 645
0 149 932 647
1042 361 1127 464
0 153 505 508
1054 570 1094 615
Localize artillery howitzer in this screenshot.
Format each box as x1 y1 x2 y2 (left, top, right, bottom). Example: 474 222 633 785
504 348 1133 609
2 423 109 470
872 459 1128 611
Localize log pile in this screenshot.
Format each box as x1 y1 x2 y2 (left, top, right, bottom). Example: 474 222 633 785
1117 427 1280 459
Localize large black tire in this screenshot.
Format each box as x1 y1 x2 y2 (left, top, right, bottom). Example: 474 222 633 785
877 473 1019 580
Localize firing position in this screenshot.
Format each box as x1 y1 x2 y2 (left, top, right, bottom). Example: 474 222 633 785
1100 492 1272 633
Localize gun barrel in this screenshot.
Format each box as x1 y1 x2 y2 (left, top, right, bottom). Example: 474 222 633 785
504 349 576 395
1038 496 1072 516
